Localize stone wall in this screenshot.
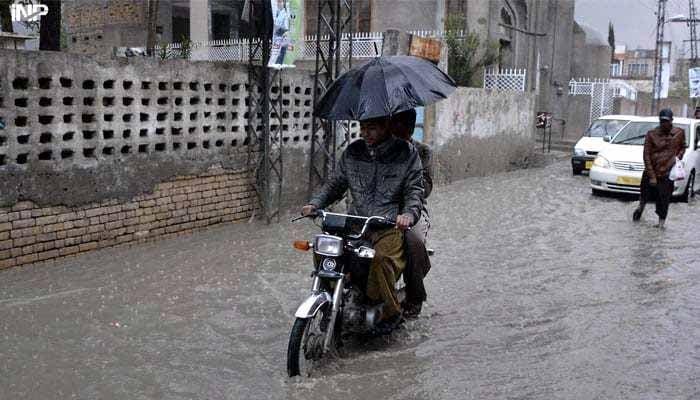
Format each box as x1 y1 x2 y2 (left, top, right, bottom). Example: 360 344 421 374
427 87 536 183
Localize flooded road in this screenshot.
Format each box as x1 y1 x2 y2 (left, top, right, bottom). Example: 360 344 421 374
1 160 699 399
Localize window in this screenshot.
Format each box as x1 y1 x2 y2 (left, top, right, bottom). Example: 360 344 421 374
628 63 649 77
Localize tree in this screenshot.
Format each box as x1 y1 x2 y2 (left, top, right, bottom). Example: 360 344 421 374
444 15 501 87
608 21 616 62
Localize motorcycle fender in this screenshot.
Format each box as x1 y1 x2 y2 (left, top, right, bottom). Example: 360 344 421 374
294 292 332 319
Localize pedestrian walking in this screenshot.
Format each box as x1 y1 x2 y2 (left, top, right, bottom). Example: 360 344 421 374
633 109 686 228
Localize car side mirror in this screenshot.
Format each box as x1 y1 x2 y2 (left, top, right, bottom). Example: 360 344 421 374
603 135 611 142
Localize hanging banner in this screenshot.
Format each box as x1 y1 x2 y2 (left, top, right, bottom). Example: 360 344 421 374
269 0 303 69
689 67 700 98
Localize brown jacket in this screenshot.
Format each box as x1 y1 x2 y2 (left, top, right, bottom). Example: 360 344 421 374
643 127 686 180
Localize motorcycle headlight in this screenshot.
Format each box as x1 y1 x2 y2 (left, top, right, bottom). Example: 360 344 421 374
593 155 610 169
573 148 586 157
314 235 343 257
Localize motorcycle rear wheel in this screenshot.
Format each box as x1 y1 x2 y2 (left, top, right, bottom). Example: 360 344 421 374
287 306 331 377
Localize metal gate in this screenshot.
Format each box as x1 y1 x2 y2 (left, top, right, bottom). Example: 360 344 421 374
569 79 617 124
589 82 615 124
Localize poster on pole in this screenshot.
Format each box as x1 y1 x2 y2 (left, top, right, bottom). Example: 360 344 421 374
268 0 303 69
689 68 700 98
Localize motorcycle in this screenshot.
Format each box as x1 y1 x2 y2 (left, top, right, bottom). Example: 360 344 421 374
286 209 407 377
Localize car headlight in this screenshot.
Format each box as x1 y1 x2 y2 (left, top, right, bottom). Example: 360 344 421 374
573 148 586 157
314 235 343 257
593 155 610 169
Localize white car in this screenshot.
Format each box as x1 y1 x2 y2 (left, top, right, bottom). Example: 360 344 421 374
572 115 637 175
590 116 699 202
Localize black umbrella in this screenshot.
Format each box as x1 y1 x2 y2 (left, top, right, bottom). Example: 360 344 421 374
313 55 457 121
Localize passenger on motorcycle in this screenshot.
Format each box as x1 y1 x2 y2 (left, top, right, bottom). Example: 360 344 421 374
391 109 433 318
301 115 424 334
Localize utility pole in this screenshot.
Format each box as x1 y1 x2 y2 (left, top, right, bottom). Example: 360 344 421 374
690 0 699 66
652 0 668 114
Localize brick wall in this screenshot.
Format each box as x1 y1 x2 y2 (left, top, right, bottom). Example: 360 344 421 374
63 0 148 55
0 166 258 269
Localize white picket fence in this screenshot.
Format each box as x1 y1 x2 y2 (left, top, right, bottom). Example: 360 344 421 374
483 68 527 92
118 30 467 62
569 78 638 101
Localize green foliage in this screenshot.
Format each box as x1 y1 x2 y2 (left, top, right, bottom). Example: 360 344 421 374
157 41 170 60
157 35 191 60
444 15 501 87
178 36 192 60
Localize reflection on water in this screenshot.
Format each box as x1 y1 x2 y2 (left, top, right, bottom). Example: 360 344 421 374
1 161 698 399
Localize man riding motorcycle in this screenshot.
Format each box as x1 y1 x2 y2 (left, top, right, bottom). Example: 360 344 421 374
301 115 424 334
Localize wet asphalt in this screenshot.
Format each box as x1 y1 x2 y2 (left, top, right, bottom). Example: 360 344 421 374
1 160 699 400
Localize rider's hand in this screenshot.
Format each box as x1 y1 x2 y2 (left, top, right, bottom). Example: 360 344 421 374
301 204 317 217
395 213 414 231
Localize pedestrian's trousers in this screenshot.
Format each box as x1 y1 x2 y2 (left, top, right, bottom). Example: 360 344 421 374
366 228 405 319
640 171 674 219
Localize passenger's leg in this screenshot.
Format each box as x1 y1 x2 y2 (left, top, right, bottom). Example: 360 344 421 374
403 228 431 317
366 229 405 320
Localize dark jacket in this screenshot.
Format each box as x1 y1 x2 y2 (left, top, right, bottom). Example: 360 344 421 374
643 127 686 180
412 139 433 199
309 136 424 223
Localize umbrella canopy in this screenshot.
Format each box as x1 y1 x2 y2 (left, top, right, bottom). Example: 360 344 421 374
313 55 457 121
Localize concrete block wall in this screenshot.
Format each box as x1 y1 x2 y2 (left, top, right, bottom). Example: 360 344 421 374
0 48 535 269
428 87 536 183
0 49 323 268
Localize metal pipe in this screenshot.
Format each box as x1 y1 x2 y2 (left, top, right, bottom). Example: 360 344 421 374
323 277 345 352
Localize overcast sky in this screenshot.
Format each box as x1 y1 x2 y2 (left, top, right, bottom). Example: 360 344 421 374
575 0 692 56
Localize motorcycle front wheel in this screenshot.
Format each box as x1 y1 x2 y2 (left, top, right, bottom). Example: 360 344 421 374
287 304 332 377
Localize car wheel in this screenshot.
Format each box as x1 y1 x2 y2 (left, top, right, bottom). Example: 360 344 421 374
682 170 695 203
592 188 604 196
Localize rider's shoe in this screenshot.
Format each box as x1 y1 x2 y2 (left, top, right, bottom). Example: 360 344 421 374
371 313 403 336
402 301 422 319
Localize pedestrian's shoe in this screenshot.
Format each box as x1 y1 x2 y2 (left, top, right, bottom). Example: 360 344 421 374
632 208 643 221
402 301 422 319
371 313 403 336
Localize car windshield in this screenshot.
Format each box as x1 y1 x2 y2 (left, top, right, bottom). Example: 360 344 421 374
611 122 690 145
586 119 629 137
